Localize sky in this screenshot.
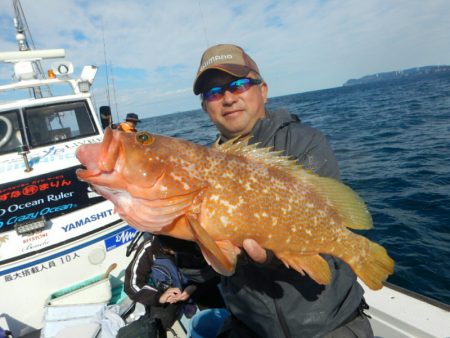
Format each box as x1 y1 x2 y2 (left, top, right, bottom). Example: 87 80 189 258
0 0 449 120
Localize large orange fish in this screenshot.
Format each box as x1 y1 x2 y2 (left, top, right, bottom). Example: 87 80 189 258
76 128 394 290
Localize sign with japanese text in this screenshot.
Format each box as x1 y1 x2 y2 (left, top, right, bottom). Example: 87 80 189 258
0 166 103 232
3 252 81 283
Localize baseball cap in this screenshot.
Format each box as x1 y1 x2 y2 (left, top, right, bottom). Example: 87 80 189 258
193 44 261 95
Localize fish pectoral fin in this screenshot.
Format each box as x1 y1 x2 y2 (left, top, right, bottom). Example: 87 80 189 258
186 215 237 276
208 240 239 276
160 216 196 241
276 252 332 285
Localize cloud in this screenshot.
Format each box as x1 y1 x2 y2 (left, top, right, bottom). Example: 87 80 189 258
1 0 449 118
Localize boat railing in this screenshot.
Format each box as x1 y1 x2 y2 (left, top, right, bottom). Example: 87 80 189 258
0 49 97 98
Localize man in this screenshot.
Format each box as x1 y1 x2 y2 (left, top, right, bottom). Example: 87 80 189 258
118 113 141 132
193 44 373 338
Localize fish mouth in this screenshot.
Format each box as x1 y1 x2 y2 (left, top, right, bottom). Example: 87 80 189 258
97 127 121 172
76 127 124 184
75 147 102 181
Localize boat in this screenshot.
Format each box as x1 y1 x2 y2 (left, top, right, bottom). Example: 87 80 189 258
0 1 135 336
2 2 449 338
362 282 450 338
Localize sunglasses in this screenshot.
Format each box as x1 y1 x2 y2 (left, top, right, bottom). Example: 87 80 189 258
202 78 262 102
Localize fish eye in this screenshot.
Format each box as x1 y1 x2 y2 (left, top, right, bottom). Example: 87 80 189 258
135 131 154 145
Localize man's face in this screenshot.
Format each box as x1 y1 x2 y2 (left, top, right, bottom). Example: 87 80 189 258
201 70 268 139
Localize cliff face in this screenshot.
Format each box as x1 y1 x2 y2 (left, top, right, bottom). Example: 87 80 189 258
343 65 450 86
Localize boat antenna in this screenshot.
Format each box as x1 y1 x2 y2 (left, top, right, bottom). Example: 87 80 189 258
109 62 119 121
12 0 51 97
101 24 112 113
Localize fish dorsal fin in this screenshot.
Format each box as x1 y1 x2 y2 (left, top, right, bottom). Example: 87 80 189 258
215 136 372 230
214 136 298 169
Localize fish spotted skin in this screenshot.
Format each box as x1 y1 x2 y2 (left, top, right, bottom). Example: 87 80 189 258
76 128 394 290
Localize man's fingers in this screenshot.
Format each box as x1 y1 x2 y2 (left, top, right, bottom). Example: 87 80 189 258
242 238 267 263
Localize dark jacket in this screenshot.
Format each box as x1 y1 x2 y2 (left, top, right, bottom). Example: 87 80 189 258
124 237 166 307
124 236 181 330
218 109 365 338
156 236 226 309
124 236 224 313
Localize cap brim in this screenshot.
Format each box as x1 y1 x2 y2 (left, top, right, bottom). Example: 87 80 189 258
193 65 251 95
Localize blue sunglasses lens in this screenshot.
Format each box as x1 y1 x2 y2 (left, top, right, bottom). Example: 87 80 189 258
203 78 261 101
204 86 224 101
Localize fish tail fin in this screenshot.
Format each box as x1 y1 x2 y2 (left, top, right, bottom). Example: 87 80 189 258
352 239 395 290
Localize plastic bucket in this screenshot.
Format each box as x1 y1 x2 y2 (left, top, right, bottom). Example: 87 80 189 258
188 308 230 338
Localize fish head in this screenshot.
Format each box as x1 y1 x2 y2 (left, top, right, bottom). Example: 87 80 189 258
76 128 167 194
76 128 205 233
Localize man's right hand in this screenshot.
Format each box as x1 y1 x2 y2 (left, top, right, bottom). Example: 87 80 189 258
242 239 268 264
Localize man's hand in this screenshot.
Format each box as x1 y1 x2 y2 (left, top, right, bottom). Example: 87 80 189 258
159 287 181 304
171 284 197 302
242 238 267 264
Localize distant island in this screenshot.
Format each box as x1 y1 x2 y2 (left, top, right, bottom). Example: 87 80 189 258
343 65 450 86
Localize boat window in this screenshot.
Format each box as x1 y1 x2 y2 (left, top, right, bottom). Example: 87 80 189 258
23 101 98 148
0 110 24 155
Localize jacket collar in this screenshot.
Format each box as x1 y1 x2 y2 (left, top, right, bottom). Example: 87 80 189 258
215 108 298 145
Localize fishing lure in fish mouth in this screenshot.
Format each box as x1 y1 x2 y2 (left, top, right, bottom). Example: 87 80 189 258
76 127 394 290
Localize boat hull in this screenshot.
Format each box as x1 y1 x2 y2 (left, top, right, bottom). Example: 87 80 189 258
362 281 450 338
0 216 135 337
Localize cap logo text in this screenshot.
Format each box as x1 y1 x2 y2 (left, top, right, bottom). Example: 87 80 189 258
200 54 233 71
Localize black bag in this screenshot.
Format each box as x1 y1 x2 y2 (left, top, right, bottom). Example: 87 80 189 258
117 312 166 338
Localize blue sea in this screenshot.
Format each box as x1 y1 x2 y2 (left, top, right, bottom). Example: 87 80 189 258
139 74 450 305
